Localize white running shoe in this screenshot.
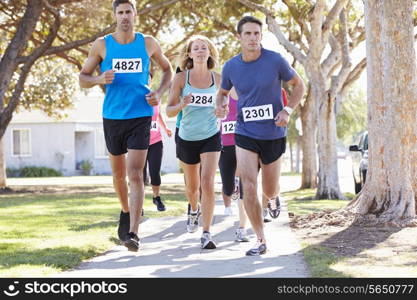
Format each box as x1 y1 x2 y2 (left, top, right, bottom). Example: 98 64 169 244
201 232 216 249
235 228 249 242
224 206 234 216
186 205 201 233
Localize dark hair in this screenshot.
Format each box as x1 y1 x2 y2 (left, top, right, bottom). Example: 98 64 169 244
112 0 136 12
237 16 263 34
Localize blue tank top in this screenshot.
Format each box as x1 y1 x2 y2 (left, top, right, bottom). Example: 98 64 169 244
100 33 153 119
179 70 219 141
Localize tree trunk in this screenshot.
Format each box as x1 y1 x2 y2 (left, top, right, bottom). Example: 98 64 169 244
296 135 301 174
315 89 344 199
300 87 318 188
289 141 294 172
0 138 6 188
349 0 417 223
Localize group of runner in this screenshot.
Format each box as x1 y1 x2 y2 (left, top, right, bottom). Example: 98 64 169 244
79 0 305 256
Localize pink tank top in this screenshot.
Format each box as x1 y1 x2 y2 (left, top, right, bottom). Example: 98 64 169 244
150 105 162 145
220 95 237 146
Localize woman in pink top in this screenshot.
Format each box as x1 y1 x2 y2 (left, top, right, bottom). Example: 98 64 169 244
143 104 172 211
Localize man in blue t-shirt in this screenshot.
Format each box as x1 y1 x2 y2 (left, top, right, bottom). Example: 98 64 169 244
79 0 173 252
216 16 305 256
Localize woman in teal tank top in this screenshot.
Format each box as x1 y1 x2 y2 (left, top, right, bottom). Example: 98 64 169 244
166 35 221 250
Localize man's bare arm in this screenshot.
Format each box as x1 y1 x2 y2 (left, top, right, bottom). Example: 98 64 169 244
285 72 305 110
275 72 305 127
79 39 114 88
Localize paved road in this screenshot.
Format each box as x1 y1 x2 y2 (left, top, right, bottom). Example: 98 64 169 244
57 196 309 278
8 158 354 278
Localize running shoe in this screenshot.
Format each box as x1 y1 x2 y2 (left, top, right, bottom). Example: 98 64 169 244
117 211 130 241
224 206 234 216
267 196 281 219
246 239 267 256
123 232 140 252
186 205 201 233
153 196 166 211
263 208 272 223
235 228 249 242
200 231 217 249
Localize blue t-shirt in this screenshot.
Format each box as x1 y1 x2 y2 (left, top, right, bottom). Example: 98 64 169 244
221 48 295 140
100 33 153 120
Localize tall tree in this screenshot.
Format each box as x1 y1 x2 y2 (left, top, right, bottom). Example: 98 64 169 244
238 0 367 199
0 0 254 187
348 0 417 223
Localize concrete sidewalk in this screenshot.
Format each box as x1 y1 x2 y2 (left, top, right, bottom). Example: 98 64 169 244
57 175 310 278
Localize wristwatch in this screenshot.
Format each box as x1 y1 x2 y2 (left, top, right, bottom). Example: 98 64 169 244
282 106 293 116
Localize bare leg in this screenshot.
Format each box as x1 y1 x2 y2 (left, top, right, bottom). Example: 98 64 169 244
222 193 232 208
236 146 265 243
261 157 282 219
126 149 148 234
109 153 129 212
200 151 220 232
261 157 282 200
182 162 200 212
151 185 160 197
237 198 247 228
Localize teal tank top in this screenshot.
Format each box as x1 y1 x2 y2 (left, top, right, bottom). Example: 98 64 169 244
100 33 153 119
179 70 219 141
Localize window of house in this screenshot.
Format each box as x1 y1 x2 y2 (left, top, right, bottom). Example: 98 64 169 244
12 129 31 156
95 128 108 158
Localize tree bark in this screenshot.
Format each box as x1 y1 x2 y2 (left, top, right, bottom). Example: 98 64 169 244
300 87 318 188
0 0 43 109
316 90 344 199
0 138 6 188
295 135 301 174
348 0 417 223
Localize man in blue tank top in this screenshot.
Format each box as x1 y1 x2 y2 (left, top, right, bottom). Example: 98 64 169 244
79 0 173 252
216 16 305 256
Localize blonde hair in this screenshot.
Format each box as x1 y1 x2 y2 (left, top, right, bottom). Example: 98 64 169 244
179 35 219 71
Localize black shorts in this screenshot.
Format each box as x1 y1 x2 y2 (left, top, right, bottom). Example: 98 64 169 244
177 131 222 164
103 117 151 156
235 134 286 165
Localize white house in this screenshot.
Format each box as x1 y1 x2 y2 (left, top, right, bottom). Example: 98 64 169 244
4 89 179 176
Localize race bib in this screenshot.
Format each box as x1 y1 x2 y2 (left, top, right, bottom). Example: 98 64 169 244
221 121 236 134
188 93 215 107
150 121 158 131
242 104 273 122
112 58 142 73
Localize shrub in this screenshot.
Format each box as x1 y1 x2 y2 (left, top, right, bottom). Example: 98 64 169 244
6 168 20 178
7 166 62 177
80 160 93 175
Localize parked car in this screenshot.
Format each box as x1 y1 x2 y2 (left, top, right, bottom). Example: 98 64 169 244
349 131 368 194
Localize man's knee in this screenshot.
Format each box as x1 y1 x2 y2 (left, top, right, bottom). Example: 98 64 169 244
187 187 200 199
112 170 126 182
200 177 214 193
127 168 144 183
241 177 257 195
